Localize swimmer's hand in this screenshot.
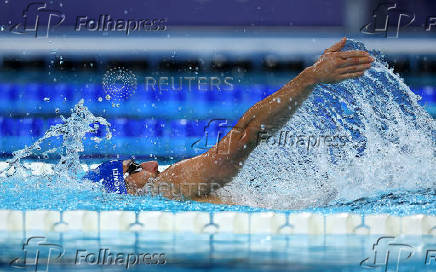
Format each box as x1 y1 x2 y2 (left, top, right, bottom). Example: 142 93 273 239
309 38 374 84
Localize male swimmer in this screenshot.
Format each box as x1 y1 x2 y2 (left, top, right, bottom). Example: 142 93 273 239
84 38 374 204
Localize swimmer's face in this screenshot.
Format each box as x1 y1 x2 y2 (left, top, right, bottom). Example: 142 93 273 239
122 159 159 193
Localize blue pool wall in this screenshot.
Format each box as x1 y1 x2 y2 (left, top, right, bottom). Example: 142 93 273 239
0 51 435 159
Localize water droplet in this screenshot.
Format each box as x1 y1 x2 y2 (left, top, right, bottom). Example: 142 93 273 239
43 97 50 102
105 94 111 100
98 97 103 102
55 108 60 113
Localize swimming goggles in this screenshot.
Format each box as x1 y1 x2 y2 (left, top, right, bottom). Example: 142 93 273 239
125 159 142 176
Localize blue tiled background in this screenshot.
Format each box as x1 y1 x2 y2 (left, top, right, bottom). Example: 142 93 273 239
0 69 435 161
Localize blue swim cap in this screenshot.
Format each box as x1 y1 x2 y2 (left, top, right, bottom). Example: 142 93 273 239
83 160 127 194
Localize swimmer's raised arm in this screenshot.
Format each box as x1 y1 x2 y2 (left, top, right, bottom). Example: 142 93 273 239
212 38 374 163
127 38 374 201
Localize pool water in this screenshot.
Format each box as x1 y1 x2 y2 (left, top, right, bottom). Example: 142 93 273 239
0 39 435 214
0 39 435 272
0 160 435 215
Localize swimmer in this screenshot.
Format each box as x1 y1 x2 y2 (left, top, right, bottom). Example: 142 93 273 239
85 38 374 204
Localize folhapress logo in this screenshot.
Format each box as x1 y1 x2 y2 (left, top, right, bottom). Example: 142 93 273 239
360 236 414 272
10 2 65 38
360 2 415 38
75 15 167 35
191 119 237 155
10 236 64 271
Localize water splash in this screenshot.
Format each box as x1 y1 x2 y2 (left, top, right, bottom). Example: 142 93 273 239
1 99 111 180
0 39 434 214
217 39 436 210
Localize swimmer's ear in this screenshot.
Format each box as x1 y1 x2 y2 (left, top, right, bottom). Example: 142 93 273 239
324 37 347 53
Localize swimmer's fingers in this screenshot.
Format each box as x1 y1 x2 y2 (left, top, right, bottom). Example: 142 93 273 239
337 63 372 74
337 56 374 68
324 37 346 53
337 71 365 81
339 50 370 59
